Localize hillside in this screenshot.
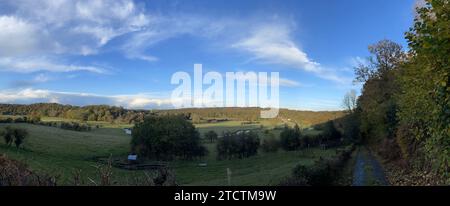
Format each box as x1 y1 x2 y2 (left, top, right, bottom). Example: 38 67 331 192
0 103 344 127
0 122 343 185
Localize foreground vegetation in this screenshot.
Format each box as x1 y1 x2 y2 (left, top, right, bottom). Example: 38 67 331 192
346 0 450 184
0 118 345 185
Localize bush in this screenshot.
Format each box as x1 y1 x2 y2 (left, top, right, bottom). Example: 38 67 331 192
13 128 28 149
322 121 341 142
2 127 14 146
0 155 56 186
279 145 355 186
58 122 91 132
279 125 301 151
204 130 218 143
261 134 279 153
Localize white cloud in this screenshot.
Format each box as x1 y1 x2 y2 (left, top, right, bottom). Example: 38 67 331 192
232 24 350 84
1 0 227 66
114 95 173 108
0 88 174 109
0 16 39 56
0 57 106 73
2 0 157 56
0 0 154 72
0 88 52 102
121 30 166 62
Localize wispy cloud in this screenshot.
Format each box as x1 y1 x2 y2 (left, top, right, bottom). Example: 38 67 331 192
294 98 343 111
8 73 52 88
0 57 106 73
2 0 151 55
232 24 350 84
121 30 165 62
279 78 304 87
120 14 231 62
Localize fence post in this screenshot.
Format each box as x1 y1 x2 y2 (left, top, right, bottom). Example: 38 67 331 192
227 168 232 186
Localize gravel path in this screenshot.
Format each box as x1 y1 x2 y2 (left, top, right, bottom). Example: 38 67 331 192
352 148 388 186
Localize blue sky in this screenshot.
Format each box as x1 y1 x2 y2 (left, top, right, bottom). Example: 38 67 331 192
0 0 417 111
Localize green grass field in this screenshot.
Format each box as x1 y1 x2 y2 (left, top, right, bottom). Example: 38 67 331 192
40 117 134 128
195 121 262 137
173 143 338 185
0 123 138 184
0 120 334 186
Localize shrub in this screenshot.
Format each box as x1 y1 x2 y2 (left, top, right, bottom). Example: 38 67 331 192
322 121 341 142
2 127 14 146
279 124 301 151
261 134 279 153
279 145 355 186
204 130 218 143
13 128 28 149
57 122 91 132
0 154 56 186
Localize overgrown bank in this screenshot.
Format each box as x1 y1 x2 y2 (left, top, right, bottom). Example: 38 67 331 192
346 0 449 185
279 145 355 186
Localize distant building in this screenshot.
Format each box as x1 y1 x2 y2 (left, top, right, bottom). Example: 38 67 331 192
235 130 250 135
124 128 132 135
128 154 137 164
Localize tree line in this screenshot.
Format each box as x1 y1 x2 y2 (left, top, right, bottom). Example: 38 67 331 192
0 103 149 124
279 121 342 151
0 103 344 127
0 115 92 132
214 121 343 160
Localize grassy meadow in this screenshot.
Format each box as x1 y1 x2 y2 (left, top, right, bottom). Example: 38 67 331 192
0 117 338 186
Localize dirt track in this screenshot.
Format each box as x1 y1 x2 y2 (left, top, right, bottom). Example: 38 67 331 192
352 147 388 186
